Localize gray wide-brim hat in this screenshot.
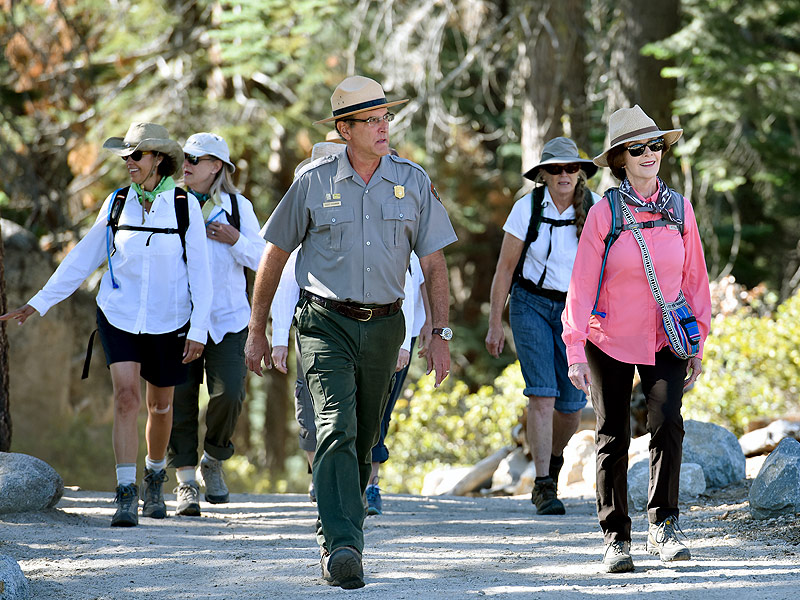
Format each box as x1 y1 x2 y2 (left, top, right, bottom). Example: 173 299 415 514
103 122 183 176
523 137 598 181
593 105 683 167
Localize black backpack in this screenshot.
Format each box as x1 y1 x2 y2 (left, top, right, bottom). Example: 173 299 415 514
590 186 685 317
512 186 595 290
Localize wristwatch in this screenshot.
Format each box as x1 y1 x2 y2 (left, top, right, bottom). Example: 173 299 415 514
432 327 453 341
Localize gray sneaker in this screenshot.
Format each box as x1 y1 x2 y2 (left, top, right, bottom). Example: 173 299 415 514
141 468 168 519
647 515 691 561
110 483 139 527
174 481 201 516
603 540 634 573
200 459 229 504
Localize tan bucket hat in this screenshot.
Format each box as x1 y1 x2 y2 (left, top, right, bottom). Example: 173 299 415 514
523 137 598 181
593 105 682 167
314 76 408 125
103 122 184 176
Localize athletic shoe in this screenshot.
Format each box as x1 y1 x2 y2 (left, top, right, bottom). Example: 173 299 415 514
141 468 168 519
531 477 565 515
200 458 229 504
365 483 382 516
603 540 634 573
174 481 201 516
308 481 317 503
321 546 365 589
110 483 139 527
647 515 691 561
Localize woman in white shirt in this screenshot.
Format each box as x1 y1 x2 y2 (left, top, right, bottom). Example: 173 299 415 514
1 122 212 527
168 133 265 517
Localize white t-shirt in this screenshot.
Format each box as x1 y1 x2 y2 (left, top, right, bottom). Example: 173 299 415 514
503 187 600 293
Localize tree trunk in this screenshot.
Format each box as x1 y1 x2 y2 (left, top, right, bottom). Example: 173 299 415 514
0 225 12 451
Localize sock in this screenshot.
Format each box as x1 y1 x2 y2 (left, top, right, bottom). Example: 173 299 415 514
116 463 137 486
535 476 551 483
176 467 198 485
201 451 220 465
549 453 565 482
145 456 167 472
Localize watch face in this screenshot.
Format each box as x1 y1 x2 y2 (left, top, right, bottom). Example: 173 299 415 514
440 327 453 341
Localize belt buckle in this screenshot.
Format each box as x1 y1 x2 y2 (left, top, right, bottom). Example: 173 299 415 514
355 307 373 322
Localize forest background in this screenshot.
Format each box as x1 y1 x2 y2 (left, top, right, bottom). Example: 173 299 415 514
1 0 800 494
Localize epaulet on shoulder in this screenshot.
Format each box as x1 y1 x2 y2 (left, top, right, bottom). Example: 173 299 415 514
387 153 425 173
295 153 337 179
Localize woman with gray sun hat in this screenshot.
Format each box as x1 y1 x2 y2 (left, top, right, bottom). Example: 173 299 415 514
486 136 599 517
1 122 212 527
562 105 711 572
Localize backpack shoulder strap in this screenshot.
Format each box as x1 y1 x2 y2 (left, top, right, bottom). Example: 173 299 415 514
174 187 189 263
591 188 621 318
669 188 685 234
511 186 545 284
228 192 241 231
582 187 594 217
107 186 130 231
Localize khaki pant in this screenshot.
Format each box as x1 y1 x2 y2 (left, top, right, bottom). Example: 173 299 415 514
295 296 404 553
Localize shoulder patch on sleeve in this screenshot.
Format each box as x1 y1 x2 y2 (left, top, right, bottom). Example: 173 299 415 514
430 183 441 203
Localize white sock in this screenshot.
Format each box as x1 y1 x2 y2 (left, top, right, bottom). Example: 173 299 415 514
145 456 167 472
116 464 137 486
176 467 198 485
201 452 220 465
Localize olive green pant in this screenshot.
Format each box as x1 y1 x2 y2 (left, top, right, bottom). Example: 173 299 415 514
295 296 404 554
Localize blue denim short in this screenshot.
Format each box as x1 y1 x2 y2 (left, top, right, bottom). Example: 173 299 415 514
508 284 587 414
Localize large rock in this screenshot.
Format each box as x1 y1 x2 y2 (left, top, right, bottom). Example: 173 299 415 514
0 452 63 514
0 555 30 599
682 420 745 489
627 459 706 511
561 430 595 488
748 437 800 519
739 420 800 457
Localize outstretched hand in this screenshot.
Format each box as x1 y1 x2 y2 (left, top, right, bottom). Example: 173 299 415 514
0 304 36 325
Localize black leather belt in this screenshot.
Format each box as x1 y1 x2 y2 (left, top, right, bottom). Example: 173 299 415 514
301 290 402 321
516 278 568 302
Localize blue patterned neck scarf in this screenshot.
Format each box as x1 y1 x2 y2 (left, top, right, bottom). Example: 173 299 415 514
619 177 682 227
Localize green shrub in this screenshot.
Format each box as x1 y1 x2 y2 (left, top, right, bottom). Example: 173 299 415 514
684 290 800 435
382 363 529 494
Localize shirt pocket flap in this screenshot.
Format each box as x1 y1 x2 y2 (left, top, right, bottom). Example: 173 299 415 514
381 202 416 221
313 205 355 225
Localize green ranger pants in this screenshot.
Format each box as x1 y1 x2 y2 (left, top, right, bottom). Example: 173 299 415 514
295 296 404 554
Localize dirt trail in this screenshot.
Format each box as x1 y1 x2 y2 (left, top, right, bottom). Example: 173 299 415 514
1 483 798 599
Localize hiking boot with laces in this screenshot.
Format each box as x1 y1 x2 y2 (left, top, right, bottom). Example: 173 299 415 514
531 477 565 515
365 483 382 516
647 515 691 561
200 458 229 504
141 468 168 519
110 483 139 527
603 540 634 573
321 546 365 589
174 481 201 516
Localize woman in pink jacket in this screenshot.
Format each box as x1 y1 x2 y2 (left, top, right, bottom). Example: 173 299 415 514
562 106 711 573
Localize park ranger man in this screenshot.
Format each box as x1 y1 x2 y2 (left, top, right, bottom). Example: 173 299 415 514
244 75 457 589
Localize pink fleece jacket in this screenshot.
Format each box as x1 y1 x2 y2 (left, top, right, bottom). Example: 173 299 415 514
562 186 711 366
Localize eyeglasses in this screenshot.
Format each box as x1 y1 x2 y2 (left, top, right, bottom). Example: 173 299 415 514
347 112 395 126
625 138 665 157
184 154 216 165
122 150 152 162
542 163 581 175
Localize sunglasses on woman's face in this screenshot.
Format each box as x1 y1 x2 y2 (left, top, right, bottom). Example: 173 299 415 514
184 154 215 165
121 150 152 162
542 163 581 175
625 138 665 157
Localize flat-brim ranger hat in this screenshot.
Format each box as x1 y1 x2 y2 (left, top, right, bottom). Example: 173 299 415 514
313 76 409 125
523 136 598 181
183 132 236 173
103 122 183 176
594 105 682 167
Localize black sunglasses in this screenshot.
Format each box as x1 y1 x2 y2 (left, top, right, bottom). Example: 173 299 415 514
184 154 216 165
542 163 581 175
121 150 153 162
626 138 665 157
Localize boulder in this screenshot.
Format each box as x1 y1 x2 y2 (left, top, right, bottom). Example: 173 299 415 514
421 466 473 496
682 420 745 489
739 420 800 457
627 460 707 511
0 555 30 599
748 437 800 520
490 447 531 493
561 430 594 487
0 452 63 514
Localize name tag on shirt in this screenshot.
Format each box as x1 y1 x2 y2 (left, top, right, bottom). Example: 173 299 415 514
323 201 342 207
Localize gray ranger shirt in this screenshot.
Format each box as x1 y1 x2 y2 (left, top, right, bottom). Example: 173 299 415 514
263 151 457 305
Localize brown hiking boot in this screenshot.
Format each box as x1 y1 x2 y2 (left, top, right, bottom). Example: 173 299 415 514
321 546 365 589
531 477 565 515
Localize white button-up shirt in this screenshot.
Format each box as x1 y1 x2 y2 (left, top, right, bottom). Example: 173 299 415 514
29 187 212 344
202 193 265 343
